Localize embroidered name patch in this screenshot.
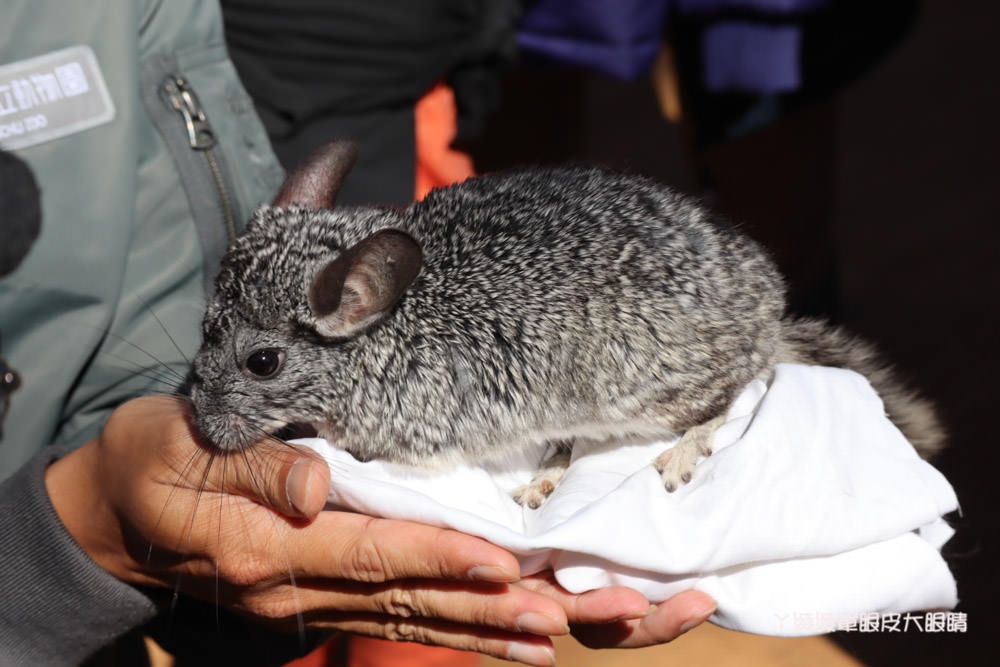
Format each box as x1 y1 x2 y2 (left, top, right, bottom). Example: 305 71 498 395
0 45 115 151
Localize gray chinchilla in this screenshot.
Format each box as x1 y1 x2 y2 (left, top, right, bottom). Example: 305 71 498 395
189 141 945 507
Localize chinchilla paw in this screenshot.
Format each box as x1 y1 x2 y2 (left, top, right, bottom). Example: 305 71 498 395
653 443 701 493
512 479 556 509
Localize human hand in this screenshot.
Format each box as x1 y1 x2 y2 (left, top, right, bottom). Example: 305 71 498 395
43 396 572 666
517 572 716 648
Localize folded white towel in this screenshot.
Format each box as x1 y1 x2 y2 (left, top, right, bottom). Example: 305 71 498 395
301 363 958 636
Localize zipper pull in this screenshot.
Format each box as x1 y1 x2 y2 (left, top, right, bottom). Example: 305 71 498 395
161 75 216 150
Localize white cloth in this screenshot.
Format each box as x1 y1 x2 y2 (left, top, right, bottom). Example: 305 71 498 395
299 363 958 636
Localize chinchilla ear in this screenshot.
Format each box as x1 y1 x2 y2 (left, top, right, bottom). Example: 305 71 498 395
272 140 359 208
309 229 422 338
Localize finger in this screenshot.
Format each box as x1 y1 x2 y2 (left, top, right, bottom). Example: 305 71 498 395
284 512 524 584
214 440 332 520
571 589 717 649
308 614 557 667
284 453 332 518
248 578 570 639
517 572 651 624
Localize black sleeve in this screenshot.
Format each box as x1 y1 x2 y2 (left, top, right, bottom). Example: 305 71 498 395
0 447 158 665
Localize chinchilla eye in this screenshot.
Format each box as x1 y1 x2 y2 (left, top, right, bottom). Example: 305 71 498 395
243 348 285 379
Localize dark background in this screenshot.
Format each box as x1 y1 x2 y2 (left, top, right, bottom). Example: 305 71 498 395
471 1 998 664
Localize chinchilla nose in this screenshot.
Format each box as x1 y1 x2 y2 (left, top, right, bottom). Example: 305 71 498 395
190 407 246 452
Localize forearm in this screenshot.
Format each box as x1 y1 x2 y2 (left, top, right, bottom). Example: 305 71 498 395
0 446 158 665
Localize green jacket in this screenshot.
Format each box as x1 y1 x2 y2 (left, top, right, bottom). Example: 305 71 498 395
0 1 305 663
0 0 283 473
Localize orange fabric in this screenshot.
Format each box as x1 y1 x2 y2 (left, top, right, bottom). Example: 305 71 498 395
345 636 480 667
283 634 346 667
284 634 478 667
414 82 477 200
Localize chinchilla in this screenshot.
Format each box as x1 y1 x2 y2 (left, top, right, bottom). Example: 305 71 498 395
188 141 945 507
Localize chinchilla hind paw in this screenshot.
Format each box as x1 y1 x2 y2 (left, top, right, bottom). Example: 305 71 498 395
653 416 723 492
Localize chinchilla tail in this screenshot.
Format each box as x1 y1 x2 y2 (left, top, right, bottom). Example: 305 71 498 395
776 317 947 459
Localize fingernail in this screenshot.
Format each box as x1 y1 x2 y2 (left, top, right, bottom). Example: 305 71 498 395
507 642 556 666
468 564 520 582
516 612 570 636
679 600 717 634
286 458 314 514
612 603 657 622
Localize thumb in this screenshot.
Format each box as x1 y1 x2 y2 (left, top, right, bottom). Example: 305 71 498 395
220 443 332 520
111 397 332 521
282 451 332 519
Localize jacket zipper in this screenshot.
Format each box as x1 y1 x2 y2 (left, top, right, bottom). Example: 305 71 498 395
161 74 237 244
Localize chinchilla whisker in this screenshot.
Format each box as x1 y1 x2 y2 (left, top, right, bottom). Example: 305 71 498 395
97 329 190 385
143 393 190 404
245 419 316 455
271 437 313 455
104 360 184 394
214 451 229 630
169 447 218 616
61 312 189 389
147 443 211 564
145 304 192 367
96 343 185 384
236 443 307 641
153 391 195 404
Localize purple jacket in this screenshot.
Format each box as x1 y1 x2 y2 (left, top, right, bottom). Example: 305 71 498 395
518 0 830 92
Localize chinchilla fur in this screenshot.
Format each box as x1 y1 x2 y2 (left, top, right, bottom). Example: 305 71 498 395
190 157 944 498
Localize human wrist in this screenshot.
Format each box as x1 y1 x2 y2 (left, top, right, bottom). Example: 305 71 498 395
44 439 151 587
